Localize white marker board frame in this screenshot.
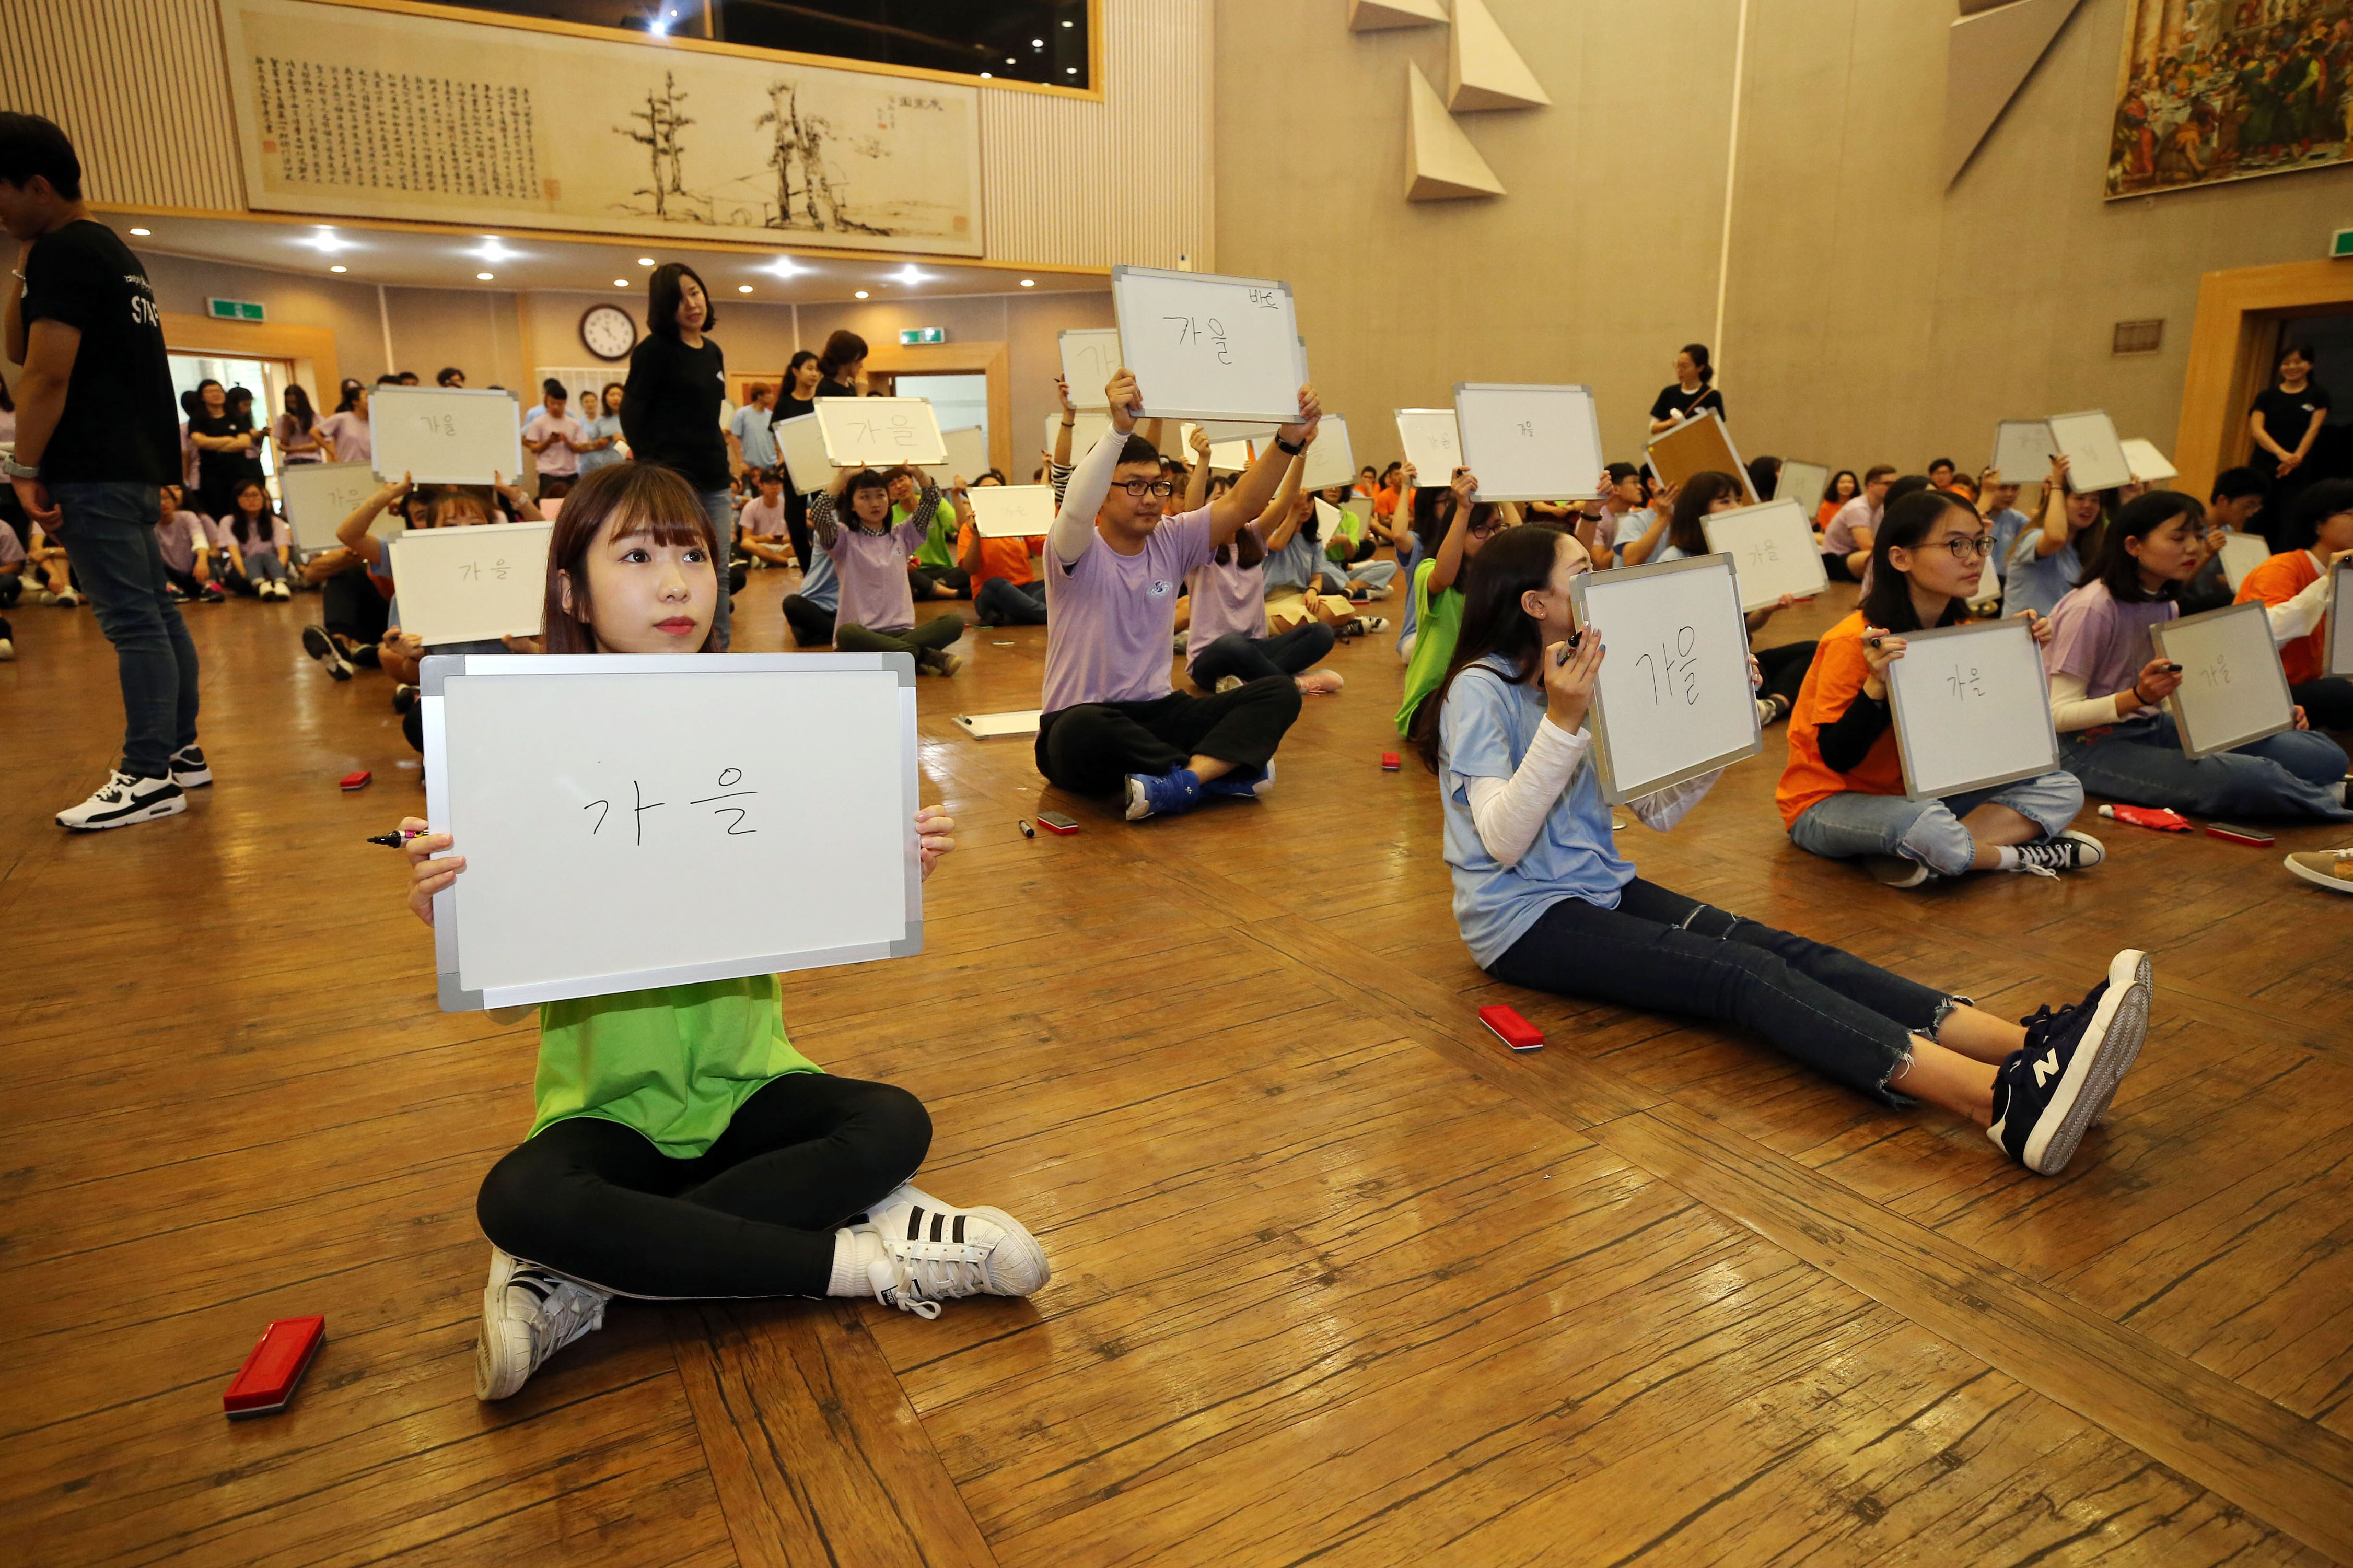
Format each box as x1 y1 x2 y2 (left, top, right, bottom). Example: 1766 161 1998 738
2119 437 2177 483
1454 383 1604 503
1992 420 2059 482
1184 424 1253 472
423 651 921 1010
2215 532 2270 592
1777 460 1830 520
1298 413 1357 493
1884 618 2061 801
953 708 1042 739
369 386 524 485
1644 409 1758 502
2150 601 2296 759
1110 264 1309 424
1702 498 1831 612
816 396 947 467
280 461 396 552
387 520 551 647
1394 408 1461 484
774 412 831 495
1045 410 1114 466
1568 553 1763 804
967 483 1056 539
922 425 989 487
1058 327 1122 409
2047 409 2133 494
2329 559 2353 677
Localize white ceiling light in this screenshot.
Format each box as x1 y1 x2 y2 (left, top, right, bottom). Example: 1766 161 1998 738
1032 37 1043 47
129 226 151 235
1019 278 1035 287
637 256 656 266
980 71 992 79
614 278 630 287
768 256 800 278
474 236 516 262
330 264 347 273
476 271 494 280
737 284 752 293
854 290 869 299
892 264 927 287
304 227 351 254
1065 67 1077 74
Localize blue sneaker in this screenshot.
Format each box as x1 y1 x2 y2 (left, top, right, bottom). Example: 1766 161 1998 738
1124 767 1202 821
1987 949 2151 1175
1199 762 1274 802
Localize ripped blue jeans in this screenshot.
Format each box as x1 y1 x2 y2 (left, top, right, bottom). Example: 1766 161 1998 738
1787 771 2086 879
1486 880 1961 1105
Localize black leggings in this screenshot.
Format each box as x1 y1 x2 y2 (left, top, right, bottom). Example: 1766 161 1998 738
475 1073 931 1299
2293 676 2353 731
1756 640 1817 709
1035 678 1302 797
782 593 836 646
1190 622 1334 691
1486 879 1953 1106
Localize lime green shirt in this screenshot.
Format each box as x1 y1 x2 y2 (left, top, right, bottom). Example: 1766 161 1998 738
1395 557 1464 737
530 975 822 1157
912 503 959 569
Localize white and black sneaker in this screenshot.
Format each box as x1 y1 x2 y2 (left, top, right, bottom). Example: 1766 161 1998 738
475 1245 611 1401
1987 949 2153 1175
854 1200 1050 1320
56 770 185 831
169 745 212 788
301 624 354 681
2011 830 2105 878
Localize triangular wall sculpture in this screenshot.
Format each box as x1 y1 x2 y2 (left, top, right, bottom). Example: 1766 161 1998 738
1407 61 1506 200
1447 0 1552 111
1349 0 1448 32
1942 0 2082 186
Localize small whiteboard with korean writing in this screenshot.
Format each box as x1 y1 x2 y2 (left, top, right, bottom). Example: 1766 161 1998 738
775 412 831 494
1455 383 1604 502
2150 601 2296 759
1569 553 1761 803
1993 420 2059 482
1111 264 1308 423
1059 328 1123 409
968 483 1056 538
2329 560 2353 676
922 425 989 487
2047 409 2133 493
817 396 947 467
281 461 394 552
1885 618 2059 800
1702 498 1830 612
1646 411 1756 502
1777 460 1830 519
1395 408 1461 483
422 651 920 1010
387 520 550 647
2216 532 2270 591
370 387 524 485
1299 413 1357 492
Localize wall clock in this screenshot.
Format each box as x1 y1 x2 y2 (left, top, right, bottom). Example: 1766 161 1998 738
580 303 639 362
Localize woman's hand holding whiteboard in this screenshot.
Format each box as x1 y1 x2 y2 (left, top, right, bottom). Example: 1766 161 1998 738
387 520 551 647
2046 410 2133 493
1394 409 1461 483
1454 383 1604 503
2149 601 2296 758
1567 554 1762 803
967 484 1057 538
1883 618 2060 799
817 397 947 467
281 461 393 552
370 387 524 484
1109 264 1308 423
1702 498 1829 611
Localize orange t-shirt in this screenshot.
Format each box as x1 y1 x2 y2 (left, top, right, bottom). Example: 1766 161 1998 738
1776 611 1906 827
1814 498 1842 531
2233 548 2324 685
958 522 1036 588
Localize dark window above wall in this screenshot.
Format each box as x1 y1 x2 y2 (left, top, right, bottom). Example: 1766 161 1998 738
447 0 1092 89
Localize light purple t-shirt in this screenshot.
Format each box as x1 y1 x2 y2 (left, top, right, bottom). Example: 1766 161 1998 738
156 511 208 573
2043 580 2177 701
0 522 22 569
1184 525 1269 662
738 494 788 537
1042 508 1216 712
823 506 930 634
1823 496 1879 554
317 411 371 464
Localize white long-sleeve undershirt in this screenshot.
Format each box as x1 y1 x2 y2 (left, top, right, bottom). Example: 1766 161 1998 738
2049 575 2326 731
1049 425 1128 568
2258 556 2334 643
1462 717 1719 868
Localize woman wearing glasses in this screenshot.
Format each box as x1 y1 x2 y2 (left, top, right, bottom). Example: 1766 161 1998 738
809 463 965 674
1778 490 2103 890
1396 464 1515 738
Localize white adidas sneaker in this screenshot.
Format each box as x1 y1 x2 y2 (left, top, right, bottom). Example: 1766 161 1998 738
475 1245 611 1401
855 1200 1050 1319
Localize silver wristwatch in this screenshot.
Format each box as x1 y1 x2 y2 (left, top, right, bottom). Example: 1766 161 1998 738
2 455 38 480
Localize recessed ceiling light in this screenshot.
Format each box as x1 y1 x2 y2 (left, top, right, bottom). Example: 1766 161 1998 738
1005 56 1016 63
1061 17 1073 24
305 227 351 254
1065 67 1077 74
330 264 347 273
854 290 869 299
476 271 494 280
475 236 516 262
737 284 752 293
1019 278 1035 287
980 71 991 78
893 264 927 287
129 226 151 235
637 256 656 266
1031 38 1043 48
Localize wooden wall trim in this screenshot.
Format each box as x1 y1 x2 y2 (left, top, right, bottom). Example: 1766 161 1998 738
158 311 340 402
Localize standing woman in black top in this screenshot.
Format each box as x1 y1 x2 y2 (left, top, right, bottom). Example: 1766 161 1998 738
2247 342 2331 547
188 379 265 521
814 330 869 401
768 348 823 570
621 261 736 648
1647 343 1727 434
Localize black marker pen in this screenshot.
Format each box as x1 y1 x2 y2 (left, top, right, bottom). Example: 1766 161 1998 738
367 830 425 848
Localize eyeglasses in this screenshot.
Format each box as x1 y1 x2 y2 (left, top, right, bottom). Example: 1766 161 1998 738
1938 534 1994 559
1467 517 1508 538
1115 478 1177 498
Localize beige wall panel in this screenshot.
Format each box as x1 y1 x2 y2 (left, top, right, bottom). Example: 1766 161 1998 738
136 250 387 384
380 287 529 392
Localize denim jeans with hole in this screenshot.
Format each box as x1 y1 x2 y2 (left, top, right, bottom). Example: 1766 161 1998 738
698 487 734 650
48 482 200 778
1787 771 2084 877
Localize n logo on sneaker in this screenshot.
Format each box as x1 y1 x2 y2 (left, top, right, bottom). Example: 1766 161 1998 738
2032 1048 2059 1088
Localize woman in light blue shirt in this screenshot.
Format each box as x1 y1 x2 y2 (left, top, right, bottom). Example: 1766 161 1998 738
575 382 627 475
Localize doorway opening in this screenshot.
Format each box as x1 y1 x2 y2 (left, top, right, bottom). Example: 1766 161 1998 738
169 353 296 502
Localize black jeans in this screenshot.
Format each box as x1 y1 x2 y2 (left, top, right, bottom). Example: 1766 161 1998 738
1486 879 1953 1106
782 594 836 647
976 576 1047 626
785 487 813 574
1035 678 1303 797
2293 676 2353 731
321 567 391 646
1190 622 1334 691
1756 640 1817 709
475 1073 931 1299
48 482 200 779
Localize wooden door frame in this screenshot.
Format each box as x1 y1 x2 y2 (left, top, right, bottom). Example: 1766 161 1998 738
159 314 340 407
2175 260 2353 501
728 341 1012 477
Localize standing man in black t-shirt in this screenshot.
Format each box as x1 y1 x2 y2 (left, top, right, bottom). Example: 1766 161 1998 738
1 114 207 829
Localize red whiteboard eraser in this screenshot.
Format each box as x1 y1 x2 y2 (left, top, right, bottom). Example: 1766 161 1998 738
1479 1004 1543 1051
224 1316 325 1418
1380 752 1401 771
339 770 372 791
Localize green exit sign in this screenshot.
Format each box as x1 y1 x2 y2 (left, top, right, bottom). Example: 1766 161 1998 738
898 326 944 345
2334 227 2353 258
207 297 266 322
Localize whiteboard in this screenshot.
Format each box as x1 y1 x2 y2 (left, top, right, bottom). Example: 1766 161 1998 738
1313 496 1350 544
922 425 990 487
1183 424 1253 472
1777 460 1830 519
774 412 831 494
2329 560 2353 676
1991 419 2059 482
421 652 921 1009
1884 618 2061 800
1193 419 1279 442
953 708 1042 739
2151 601 2296 759
968 483 1056 539
1299 413 1357 493
2120 437 2177 483
1059 327 1122 409
1111 264 1308 423
1569 554 1762 803
1454 383 1604 503
817 396 947 467
387 520 551 647
1045 410 1114 467
1702 498 1831 612
370 387 525 485
1645 410 1756 501
280 461 394 552
2048 409 2133 493
2216 532 2270 592
1394 408 1461 483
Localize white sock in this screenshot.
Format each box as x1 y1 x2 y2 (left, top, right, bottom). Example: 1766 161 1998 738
1994 846 2021 871
825 1227 882 1297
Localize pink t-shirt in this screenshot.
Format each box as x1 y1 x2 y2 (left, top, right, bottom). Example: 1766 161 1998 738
1183 525 1269 662
1042 508 1216 712
825 510 929 634
738 494 788 537
523 409 583 477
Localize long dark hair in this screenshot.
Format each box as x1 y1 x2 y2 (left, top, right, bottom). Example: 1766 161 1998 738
1667 470 1744 557
2086 490 2203 601
1826 470 1858 504
335 378 365 413
542 463 720 654
785 348 820 391
1744 455 1779 501
1861 489 1975 633
283 384 316 428
228 479 277 545
1412 525 1572 772
646 262 712 339
818 330 868 381
1213 523 1267 570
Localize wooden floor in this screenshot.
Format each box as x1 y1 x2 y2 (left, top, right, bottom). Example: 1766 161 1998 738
4 564 2351 1568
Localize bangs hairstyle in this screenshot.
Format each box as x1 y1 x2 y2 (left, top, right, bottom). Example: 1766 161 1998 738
2087 490 2204 602
542 463 720 654
1667 470 1744 556
1861 489 1978 633
646 262 712 338
426 485 497 526
1412 525 1580 773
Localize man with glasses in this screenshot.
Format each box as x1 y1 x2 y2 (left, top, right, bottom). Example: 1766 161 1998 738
1037 368 1320 821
